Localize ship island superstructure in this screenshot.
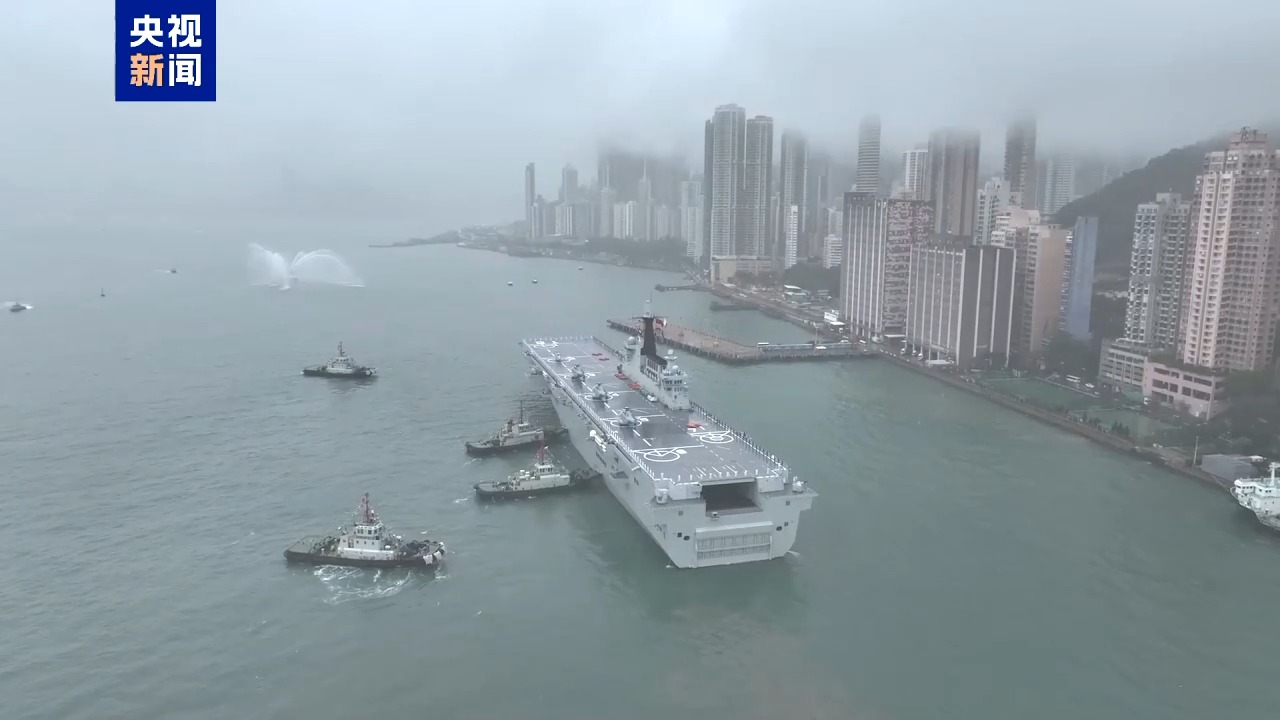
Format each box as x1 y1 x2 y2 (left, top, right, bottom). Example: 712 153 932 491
521 302 816 568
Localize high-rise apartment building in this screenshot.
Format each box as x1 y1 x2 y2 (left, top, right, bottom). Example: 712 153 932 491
840 192 934 338
703 120 713 272
709 104 746 282
782 204 799 270
856 115 882 195
1038 155 1076 216
900 147 928 201
905 245 1016 368
778 131 809 269
1003 116 1037 209
1181 128 1280 371
560 164 578 203
989 209 1066 362
598 186 617 238
613 201 637 240
680 180 704 259
743 115 774 260
975 176 1011 245
1059 216 1098 341
823 234 842 269
525 163 537 240
927 128 981 239
1125 193 1191 350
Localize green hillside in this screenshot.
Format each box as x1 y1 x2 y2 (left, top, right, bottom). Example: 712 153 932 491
1051 141 1211 271
1052 125 1278 273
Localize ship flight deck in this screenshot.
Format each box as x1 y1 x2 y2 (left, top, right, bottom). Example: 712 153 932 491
524 336 788 487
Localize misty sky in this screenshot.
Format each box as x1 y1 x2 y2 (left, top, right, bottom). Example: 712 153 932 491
3 0 1280 237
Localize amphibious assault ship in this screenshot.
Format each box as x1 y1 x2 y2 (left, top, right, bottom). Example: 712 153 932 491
521 302 815 568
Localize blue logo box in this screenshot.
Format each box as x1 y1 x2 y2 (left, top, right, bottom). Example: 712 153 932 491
115 0 216 101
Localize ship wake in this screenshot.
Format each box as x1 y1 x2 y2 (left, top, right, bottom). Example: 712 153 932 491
314 565 410 604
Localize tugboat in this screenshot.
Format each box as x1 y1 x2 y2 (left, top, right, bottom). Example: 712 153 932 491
283 493 446 569
464 401 567 456
302 342 376 379
473 446 598 500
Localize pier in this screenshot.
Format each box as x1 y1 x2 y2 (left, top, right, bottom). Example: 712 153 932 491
606 319 874 365
654 283 707 292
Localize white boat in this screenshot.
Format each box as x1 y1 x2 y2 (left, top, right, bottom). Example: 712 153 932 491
302 342 376 378
473 446 596 500
283 493 446 568
1232 462 1280 529
522 300 816 568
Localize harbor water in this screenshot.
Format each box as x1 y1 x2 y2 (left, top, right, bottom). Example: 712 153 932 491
3 225 1279 720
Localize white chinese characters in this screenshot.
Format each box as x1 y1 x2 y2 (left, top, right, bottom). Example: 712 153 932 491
129 15 163 47
128 13 202 49
168 54 202 87
167 14 202 48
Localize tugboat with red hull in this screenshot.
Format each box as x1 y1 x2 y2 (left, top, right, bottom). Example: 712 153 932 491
283 494 446 569
302 342 376 379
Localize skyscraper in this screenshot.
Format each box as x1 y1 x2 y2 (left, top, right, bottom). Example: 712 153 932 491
1125 193 1190 350
1003 116 1037 209
1038 155 1076 216
559 164 578 203
1059 215 1098 342
680 180 704 259
974 176 1011 245
599 185 616 238
840 192 934 338
1180 128 1280 371
926 128 981 239
637 163 652 241
900 147 929 201
778 131 809 269
855 114 882 195
702 119 713 270
782 204 799 270
709 104 746 282
524 163 536 240
743 115 774 260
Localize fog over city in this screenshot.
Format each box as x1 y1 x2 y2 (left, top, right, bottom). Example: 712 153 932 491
3 0 1280 235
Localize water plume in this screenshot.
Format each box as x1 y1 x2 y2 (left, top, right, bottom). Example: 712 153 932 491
247 243 364 290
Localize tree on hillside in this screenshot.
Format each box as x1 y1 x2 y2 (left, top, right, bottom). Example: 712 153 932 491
1051 142 1212 272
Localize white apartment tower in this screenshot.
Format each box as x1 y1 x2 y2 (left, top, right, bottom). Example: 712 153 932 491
1181 129 1280 371
1125 193 1191 350
975 176 1011 245
1038 155 1076 216
782 204 799 270
525 162 536 240
680 180 704 260
901 147 928 201
856 114 882 195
